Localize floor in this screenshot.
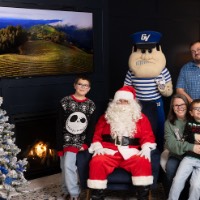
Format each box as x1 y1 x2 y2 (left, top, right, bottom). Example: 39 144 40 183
5 173 166 200
9 173 64 200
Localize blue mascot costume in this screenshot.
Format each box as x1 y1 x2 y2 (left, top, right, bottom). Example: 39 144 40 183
124 31 173 151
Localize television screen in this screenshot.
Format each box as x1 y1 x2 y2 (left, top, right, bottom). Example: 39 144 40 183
0 6 93 77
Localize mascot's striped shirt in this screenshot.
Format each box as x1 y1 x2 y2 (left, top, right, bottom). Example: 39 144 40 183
124 67 171 101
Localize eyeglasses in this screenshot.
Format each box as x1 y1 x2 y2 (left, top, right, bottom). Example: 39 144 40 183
76 83 90 89
173 103 186 109
192 107 200 111
191 48 200 55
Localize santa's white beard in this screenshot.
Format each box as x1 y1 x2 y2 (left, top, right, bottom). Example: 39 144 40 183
105 100 142 138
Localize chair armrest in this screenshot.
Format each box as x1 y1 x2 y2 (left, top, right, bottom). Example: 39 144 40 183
151 148 161 189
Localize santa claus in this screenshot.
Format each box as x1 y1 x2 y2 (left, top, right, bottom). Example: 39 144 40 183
87 85 156 200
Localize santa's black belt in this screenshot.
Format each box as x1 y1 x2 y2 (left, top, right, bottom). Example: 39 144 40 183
102 135 139 146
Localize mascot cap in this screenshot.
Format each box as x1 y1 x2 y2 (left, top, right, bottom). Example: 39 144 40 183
131 31 162 49
114 86 136 102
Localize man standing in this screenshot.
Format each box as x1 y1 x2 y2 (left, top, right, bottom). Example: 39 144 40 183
87 86 156 200
176 40 200 103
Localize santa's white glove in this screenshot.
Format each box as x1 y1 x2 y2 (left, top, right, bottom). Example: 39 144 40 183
93 148 105 156
89 142 117 156
137 146 151 162
93 148 117 157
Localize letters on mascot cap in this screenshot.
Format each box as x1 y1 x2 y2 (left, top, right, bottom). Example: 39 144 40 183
113 85 136 102
131 31 162 49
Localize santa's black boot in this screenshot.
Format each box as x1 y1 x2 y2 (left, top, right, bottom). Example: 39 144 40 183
91 189 105 200
136 186 150 200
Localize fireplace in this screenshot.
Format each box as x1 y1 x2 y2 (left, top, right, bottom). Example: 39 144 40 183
13 111 60 180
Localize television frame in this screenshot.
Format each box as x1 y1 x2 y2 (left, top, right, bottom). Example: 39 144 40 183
0 5 94 78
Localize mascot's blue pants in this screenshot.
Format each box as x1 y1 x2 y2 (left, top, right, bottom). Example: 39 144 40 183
140 98 165 152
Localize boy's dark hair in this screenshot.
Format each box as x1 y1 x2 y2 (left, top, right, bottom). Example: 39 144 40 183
189 99 200 111
74 75 91 86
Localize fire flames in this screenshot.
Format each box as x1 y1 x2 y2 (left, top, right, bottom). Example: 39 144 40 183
27 140 57 165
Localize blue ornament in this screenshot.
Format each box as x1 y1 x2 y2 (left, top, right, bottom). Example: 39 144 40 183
0 166 8 174
4 177 13 185
16 163 24 172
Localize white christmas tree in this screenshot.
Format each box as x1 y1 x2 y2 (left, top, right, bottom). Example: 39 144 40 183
0 97 28 199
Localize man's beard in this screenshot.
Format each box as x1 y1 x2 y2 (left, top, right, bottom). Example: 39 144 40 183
105 100 142 138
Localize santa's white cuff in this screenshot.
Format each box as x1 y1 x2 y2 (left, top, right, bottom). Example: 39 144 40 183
87 179 107 189
88 142 103 154
132 175 153 186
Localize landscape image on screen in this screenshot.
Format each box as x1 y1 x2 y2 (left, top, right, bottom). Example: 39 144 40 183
0 7 93 77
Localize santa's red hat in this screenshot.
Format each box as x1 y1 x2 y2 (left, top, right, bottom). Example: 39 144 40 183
113 85 136 102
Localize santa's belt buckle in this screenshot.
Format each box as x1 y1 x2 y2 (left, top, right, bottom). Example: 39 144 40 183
115 136 129 146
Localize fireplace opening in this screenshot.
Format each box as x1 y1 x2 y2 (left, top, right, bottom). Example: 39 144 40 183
13 111 60 180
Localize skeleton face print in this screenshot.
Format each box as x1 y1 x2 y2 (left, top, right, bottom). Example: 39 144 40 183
66 112 88 134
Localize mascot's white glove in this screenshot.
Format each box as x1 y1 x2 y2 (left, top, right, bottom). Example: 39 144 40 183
157 81 173 97
155 78 166 91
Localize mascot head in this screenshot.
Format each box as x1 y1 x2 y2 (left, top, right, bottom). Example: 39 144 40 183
128 31 166 78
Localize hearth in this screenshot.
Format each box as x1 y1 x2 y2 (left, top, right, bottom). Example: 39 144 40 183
13 111 60 180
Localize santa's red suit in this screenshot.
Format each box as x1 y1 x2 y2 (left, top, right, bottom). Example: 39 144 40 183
87 112 156 189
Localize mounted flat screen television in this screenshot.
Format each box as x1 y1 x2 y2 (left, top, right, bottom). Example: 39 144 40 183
0 6 93 78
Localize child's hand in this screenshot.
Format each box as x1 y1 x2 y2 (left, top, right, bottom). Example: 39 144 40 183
194 134 200 143
79 147 84 151
193 144 200 154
